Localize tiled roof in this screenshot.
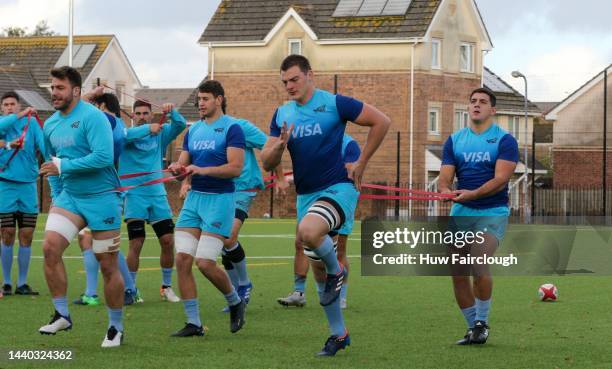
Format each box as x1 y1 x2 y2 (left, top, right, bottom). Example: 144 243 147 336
0 35 113 85
483 67 540 114
135 88 194 112
199 0 442 43
177 78 208 122
0 66 53 111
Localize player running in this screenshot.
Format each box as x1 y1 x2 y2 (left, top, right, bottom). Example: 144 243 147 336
120 99 186 304
439 87 519 345
169 80 246 337
0 91 44 296
261 55 390 356
277 134 360 309
70 89 147 306
38 66 126 348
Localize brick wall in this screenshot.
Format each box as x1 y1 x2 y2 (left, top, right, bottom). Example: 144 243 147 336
553 150 612 187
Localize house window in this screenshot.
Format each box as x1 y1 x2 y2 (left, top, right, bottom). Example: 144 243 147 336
288 39 302 55
431 38 441 70
508 116 520 140
115 83 125 105
454 110 469 131
460 42 474 73
428 107 440 134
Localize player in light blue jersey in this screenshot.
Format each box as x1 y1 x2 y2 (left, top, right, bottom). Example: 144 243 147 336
439 88 519 346
278 134 360 309
0 91 44 296
262 55 390 356
120 99 186 304
38 66 126 348
169 80 246 337
68 90 148 307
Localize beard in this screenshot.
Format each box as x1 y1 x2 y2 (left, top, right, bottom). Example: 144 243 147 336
53 95 73 112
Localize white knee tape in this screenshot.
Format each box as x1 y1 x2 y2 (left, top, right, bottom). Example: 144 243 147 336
195 235 224 261
92 236 121 254
45 213 79 243
175 231 198 256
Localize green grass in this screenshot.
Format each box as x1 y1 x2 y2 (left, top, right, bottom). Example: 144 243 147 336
1 215 611 369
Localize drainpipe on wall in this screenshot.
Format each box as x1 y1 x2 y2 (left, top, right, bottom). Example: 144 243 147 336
481 49 489 87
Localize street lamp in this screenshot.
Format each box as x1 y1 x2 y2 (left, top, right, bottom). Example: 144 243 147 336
512 70 530 222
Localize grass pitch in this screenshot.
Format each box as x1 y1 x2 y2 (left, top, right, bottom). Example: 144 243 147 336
0 215 610 369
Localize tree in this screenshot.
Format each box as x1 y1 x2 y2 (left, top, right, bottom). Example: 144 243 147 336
1 20 57 37
31 20 57 36
2 26 27 37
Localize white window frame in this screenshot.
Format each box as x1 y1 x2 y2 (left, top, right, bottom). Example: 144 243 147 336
454 110 469 131
288 39 302 55
431 38 441 70
428 107 440 135
460 42 474 73
509 116 520 141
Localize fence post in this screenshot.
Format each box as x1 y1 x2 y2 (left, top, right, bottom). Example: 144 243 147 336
395 131 400 220
269 171 274 218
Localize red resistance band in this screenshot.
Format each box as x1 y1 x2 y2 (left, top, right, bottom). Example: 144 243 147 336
358 183 457 201
0 113 44 173
115 168 454 201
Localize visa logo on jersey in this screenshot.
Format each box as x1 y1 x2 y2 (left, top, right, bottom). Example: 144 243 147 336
291 123 322 138
192 140 216 150
463 151 492 162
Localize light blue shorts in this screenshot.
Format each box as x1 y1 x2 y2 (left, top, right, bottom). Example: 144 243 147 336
450 203 510 241
124 193 173 223
53 191 123 231
0 179 38 214
176 191 234 238
234 191 257 216
296 182 359 232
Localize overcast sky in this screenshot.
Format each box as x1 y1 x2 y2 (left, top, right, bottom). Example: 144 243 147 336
1 0 610 102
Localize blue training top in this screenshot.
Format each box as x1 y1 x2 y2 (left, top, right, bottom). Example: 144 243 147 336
183 114 246 194
0 113 45 183
270 89 363 195
442 123 519 209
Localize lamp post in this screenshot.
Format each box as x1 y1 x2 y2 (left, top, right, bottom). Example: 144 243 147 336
512 70 530 222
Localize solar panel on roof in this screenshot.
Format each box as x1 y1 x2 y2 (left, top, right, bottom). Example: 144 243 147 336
483 69 515 93
14 89 53 111
356 0 387 16
381 0 412 15
333 0 412 17
54 44 96 69
333 0 363 17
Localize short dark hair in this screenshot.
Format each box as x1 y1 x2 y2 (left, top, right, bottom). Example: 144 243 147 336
50 66 82 88
197 80 226 113
280 54 311 74
470 87 497 107
93 93 121 117
133 99 152 111
1 91 19 103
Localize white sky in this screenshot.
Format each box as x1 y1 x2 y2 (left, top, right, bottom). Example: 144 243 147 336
1 0 610 102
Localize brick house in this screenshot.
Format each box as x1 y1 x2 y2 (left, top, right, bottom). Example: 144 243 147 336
0 35 142 109
545 65 612 188
176 0 496 218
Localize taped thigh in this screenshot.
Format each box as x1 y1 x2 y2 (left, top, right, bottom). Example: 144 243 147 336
45 213 79 243
92 236 121 254
195 235 224 261
174 231 198 256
